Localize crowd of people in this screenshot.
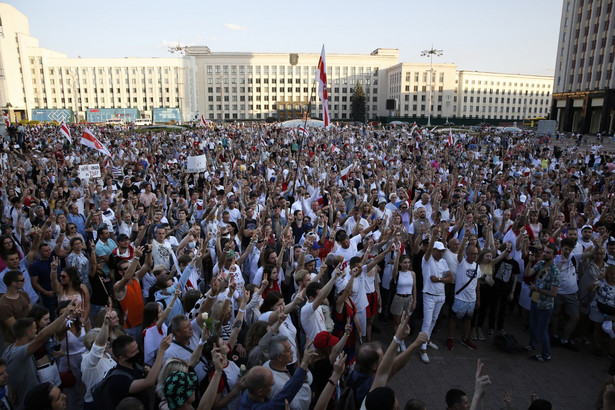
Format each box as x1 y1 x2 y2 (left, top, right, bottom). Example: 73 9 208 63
0 120 613 410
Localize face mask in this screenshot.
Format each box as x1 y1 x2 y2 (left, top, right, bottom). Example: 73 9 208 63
188 242 196 249
166 285 176 295
125 353 141 364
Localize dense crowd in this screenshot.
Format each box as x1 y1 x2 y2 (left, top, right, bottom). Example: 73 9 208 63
0 120 614 410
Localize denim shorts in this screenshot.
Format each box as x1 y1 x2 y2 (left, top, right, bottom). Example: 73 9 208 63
452 299 476 319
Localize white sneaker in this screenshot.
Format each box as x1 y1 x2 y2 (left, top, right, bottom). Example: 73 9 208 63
420 351 430 363
427 341 439 350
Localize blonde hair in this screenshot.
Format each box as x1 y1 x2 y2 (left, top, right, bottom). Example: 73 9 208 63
83 328 101 351
156 358 190 398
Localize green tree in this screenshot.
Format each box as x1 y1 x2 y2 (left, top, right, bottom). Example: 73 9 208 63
351 82 366 123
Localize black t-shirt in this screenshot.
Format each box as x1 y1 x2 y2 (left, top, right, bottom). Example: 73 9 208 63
107 364 148 408
494 258 520 287
90 273 112 306
309 357 333 400
121 183 141 198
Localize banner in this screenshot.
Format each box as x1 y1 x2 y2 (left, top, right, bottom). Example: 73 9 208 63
78 164 101 179
186 155 207 173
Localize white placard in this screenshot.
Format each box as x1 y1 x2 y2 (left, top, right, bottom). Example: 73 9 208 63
186 155 207 173
78 164 101 179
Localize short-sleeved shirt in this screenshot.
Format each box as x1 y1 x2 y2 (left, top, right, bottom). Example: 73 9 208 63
422 256 449 296
301 301 326 342
454 259 479 303
532 260 561 310
3 343 39 410
0 291 31 343
0 258 39 304
106 364 148 408
95 238 117 275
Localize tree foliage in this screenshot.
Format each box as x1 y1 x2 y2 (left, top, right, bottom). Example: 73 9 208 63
351 82 366 123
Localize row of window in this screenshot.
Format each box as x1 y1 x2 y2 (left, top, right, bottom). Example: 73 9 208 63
205 65 378 75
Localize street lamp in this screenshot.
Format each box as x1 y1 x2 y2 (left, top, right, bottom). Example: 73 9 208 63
168 44 186 124
421 47 443 127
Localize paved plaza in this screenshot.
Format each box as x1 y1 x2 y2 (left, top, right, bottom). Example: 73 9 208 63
378 310 607 409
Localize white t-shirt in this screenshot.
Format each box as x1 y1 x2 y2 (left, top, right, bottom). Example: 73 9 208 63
422 256 449 296
260 311 298 364
333 235 362 262
142 323 167 365
300 300 326 342
352 266 370 312
454 259 480 302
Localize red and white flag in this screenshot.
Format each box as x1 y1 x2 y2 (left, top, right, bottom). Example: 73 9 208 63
59 121 72 144
315 45 329 127
331 145 341 154
201 115 209 127
297 126 308 138
447 129 453 147
81 128 112 157
2 113 8 128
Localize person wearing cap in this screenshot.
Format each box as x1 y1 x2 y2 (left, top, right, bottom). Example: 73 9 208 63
373 197 392 222
310 328 351 403
578 224 596 251
160 370 198 410
419 227 452 363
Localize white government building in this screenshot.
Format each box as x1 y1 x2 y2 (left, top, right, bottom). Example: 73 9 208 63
0 3 553 124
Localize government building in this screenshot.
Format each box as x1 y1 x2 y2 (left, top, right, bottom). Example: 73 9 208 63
0 3 553 125
552 0 615 133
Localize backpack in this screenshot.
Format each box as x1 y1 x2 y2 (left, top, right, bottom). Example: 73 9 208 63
91 366 134 410
493 333 521 353
339 371 371 410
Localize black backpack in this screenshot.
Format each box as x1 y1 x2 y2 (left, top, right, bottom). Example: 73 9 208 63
493 333 521 353
91 366 134 410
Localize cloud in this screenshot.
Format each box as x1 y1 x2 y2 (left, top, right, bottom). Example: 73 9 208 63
224 23 246 31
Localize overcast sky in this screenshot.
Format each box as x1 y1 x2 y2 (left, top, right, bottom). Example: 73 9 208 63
6 0 562 76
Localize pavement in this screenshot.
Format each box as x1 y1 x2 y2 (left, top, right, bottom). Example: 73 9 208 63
374 310 608 410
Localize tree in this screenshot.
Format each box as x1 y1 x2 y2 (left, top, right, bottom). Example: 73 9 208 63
351 82 366 123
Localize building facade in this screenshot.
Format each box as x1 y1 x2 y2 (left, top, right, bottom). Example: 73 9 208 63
552 0 615 133
0 3 553 124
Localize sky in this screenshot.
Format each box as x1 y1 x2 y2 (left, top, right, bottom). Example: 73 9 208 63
6 0 563 76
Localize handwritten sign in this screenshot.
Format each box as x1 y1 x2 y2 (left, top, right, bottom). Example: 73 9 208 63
186 155 207 173
78 164 101 179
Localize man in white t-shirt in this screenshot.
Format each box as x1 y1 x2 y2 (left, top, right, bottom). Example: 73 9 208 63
300 268 341 341
446 245 480 351
420 228 452 364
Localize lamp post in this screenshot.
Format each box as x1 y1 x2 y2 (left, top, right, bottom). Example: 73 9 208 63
168 44 186 124
420 47 443 127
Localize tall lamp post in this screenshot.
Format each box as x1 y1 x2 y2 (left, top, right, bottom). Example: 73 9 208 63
420 47 443 127
168 44 186 124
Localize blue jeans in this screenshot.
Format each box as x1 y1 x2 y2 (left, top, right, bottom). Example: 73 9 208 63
529 301 552 357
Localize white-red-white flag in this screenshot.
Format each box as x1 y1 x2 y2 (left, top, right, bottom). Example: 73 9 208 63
81 128 112 157
315 45 329 127
59 121 72 144
297 126 308 138
447 129 453 147
2 113 9 128
201 115 210 127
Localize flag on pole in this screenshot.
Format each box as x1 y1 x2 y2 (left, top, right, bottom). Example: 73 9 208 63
2 113 9 128
59 121 72 144
81 128 112 157
201 115 207 127
297 126 308 138
447 128 453 147
315 45 329 127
